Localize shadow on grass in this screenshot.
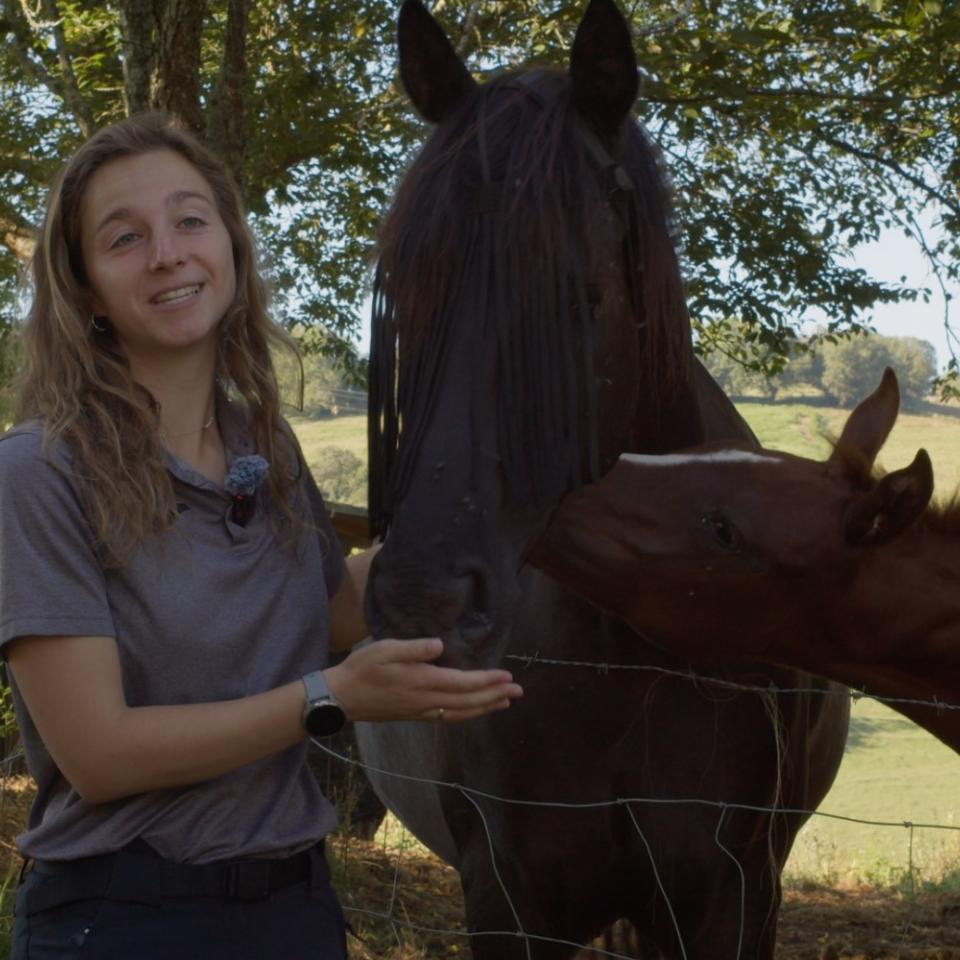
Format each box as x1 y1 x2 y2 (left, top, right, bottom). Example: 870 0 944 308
845 712 918 751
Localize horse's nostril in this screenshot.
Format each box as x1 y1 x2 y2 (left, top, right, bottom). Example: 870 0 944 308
453 567 495 640
459 608 493 641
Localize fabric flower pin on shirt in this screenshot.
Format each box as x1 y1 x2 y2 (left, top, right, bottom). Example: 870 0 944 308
225 455 270 527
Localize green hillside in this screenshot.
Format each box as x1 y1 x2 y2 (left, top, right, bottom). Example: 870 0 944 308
740 399 960 498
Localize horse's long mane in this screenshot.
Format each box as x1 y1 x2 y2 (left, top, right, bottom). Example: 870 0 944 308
369 68 695 535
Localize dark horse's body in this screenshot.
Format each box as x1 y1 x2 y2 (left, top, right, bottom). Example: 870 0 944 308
357 2 849 957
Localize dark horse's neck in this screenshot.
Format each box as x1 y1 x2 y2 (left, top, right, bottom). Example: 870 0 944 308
807 523 960 751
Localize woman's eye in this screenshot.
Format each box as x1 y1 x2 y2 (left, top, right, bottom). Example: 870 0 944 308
180 216 205 229
701 510 743 552
110 232 138 249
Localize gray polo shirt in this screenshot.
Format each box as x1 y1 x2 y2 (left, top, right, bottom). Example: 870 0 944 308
0 397 344 864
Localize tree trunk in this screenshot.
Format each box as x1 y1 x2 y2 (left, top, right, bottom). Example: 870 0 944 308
118 0 155 116
150 0 207 135
207 0 249 193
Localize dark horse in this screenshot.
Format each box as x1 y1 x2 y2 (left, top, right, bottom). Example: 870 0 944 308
356 2 849 957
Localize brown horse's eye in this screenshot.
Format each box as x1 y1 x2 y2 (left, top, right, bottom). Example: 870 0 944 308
701 510 743 552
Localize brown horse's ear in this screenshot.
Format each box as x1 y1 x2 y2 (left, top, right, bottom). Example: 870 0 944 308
398 0 477 124
844 448 934 547
570 0 639 135
829 367 900 473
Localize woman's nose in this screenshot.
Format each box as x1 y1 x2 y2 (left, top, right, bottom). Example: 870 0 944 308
148 230 185 270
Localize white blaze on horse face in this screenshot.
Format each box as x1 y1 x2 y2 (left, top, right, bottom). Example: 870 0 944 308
619 450 783 467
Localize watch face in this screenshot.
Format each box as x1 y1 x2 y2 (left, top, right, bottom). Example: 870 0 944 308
306 699 346 737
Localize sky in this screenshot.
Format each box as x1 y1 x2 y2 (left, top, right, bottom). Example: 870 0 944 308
846 226 957 370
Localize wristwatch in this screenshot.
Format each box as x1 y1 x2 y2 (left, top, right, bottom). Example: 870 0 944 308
301 670 347 737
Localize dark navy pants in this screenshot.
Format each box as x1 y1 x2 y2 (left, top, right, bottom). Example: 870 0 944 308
11 844 347 959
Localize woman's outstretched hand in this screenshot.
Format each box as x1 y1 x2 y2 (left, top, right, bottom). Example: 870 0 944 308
324 638 522 725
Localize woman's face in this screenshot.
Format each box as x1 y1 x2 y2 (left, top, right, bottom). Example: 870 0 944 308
80 149 237 368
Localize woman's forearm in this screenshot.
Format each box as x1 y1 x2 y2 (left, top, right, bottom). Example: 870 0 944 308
8 634 307 804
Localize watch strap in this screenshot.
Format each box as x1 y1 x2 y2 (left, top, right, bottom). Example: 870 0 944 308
302 669 332 704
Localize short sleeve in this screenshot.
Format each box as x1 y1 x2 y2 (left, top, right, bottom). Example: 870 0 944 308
0 428 114 652
302 466 345 600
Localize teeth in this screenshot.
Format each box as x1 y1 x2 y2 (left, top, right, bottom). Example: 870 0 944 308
153 285 200 304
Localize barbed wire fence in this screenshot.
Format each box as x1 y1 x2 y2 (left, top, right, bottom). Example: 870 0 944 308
311 658 960 958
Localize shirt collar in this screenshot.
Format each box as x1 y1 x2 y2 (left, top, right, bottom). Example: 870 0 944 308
164 383 257 493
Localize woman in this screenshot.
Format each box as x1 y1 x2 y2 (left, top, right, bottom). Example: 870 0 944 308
1 113 522 959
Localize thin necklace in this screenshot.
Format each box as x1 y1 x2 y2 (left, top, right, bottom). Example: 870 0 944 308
159 412 215 442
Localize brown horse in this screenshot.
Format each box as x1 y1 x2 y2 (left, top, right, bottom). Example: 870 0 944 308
531 369 960 749
356 1 849 956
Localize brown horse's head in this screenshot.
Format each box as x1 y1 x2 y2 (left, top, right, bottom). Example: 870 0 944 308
366 0 705 666
530 368 934 660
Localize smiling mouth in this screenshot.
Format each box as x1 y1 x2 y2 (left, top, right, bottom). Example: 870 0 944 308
151 284 202 305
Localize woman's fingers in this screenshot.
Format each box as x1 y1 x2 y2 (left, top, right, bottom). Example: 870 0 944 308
367 636 444 664
428 697 513 725
368 638 519 692
326 637 523 724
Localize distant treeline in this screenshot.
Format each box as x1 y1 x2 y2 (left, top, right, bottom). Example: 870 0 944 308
703 334 938 408
276 325 366 418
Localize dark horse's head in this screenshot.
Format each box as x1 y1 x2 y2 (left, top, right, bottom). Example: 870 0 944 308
366 0 704 666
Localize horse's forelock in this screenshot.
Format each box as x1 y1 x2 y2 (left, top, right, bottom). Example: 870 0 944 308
370 68 694 533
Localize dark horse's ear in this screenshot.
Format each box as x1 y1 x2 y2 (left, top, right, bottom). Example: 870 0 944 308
829 367 900 474
570 0 639 134
397 0 477 123
845 449 934 547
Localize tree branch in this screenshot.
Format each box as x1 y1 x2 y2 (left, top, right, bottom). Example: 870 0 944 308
899 206 956 362
645 86 950 107
819 132 959 220
0 207 34 261
454 0 481 57
2 0 53 89
36 0 94 137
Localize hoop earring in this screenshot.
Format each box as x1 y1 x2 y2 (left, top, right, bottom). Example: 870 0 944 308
91 315 109 334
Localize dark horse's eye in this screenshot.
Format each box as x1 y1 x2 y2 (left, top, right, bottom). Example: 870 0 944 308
701 510 743 552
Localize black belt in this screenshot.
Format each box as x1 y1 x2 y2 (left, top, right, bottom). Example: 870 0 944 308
22 839 322 915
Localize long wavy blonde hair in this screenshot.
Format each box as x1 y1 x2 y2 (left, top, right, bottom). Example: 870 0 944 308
17 113 305 565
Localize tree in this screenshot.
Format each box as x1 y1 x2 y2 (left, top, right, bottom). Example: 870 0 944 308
0 1 957 389
821 334 936 406
886 336 938 403
775 344 825 395
309 446 366 505
703 349 770 396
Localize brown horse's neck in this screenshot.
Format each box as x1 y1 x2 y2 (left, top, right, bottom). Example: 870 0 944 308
809 526 960 750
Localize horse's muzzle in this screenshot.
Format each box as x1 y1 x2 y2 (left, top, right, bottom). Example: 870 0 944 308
365 556 498 667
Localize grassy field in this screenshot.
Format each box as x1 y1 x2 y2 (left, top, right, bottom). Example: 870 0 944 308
289 397 960 498
289 413 368 462
290 397 960 889
740 397 960 495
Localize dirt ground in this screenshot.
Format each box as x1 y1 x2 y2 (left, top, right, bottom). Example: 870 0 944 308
778 883 960 959
335 838 960 960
